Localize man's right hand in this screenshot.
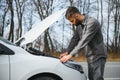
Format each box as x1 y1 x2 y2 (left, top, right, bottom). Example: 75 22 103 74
59 52 68 58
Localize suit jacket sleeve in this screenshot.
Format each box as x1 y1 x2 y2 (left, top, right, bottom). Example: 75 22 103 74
70 19 99 56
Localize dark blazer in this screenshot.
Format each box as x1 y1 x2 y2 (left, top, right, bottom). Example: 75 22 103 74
66 15 108 63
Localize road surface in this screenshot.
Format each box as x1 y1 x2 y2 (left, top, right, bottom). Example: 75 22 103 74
78 62 120 80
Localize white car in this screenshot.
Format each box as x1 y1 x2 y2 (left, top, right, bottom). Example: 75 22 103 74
0 37 87 80
0 9 87 80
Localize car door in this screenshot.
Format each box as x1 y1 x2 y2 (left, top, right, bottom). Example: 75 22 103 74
0 43 14 80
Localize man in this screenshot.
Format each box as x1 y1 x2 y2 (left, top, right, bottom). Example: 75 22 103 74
60 6 108 80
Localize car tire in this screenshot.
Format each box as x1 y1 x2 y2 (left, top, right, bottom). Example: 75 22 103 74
29 74 62 80
33 76 55 80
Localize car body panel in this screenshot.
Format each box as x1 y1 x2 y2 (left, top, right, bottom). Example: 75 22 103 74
0 55 9 80
0 40 87 80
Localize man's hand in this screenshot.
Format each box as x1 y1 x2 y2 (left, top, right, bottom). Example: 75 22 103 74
59 52 68 58
60 54 72 63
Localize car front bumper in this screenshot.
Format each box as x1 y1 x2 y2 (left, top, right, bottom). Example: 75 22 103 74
55 61 87 80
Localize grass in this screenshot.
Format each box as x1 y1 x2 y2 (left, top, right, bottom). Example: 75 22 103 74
107 53 120 62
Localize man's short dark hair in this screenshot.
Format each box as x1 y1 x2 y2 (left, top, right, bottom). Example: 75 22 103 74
65 6 80 19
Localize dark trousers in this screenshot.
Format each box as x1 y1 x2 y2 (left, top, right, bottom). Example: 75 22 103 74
87 58 106 80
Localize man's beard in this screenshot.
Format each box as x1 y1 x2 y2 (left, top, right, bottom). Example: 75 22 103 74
75 19 82 26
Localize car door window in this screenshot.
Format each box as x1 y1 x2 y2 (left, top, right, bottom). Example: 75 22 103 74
0 43 15 55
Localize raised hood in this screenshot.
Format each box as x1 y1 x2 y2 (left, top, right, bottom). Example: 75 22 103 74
15 9 66 46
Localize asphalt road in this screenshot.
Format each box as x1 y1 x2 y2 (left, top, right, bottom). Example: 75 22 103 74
78 62 120 80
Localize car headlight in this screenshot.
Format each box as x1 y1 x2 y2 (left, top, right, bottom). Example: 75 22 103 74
63 60 84 73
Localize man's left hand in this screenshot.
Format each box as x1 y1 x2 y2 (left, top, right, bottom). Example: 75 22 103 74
60 54 72 63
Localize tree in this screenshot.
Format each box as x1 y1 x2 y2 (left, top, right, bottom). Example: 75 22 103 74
33 0 54 54
7 0 14 42
107 0 111 52
0 0 9 36
69 0 74 6
112 0 120 53
14 0 26 40
108 0 120 53
100 0 103 26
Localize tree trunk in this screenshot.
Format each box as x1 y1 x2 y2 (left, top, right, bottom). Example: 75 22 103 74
43 30 50 53
15 0 25 40
100 0 103 26
107 0 110 52
69 0 73 6
1 8 8 36
7 0 14 42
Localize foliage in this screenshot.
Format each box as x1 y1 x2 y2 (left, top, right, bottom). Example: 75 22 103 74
0 0 120 54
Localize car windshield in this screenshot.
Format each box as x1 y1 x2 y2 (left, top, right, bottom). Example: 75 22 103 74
0 37 16 46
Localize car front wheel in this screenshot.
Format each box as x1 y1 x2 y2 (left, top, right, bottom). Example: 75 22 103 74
28 74 62 80
33 76 56 80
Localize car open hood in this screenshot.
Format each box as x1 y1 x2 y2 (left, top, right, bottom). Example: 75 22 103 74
15 9 66 46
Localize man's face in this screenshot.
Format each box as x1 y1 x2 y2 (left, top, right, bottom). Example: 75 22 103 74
68 17 81 26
